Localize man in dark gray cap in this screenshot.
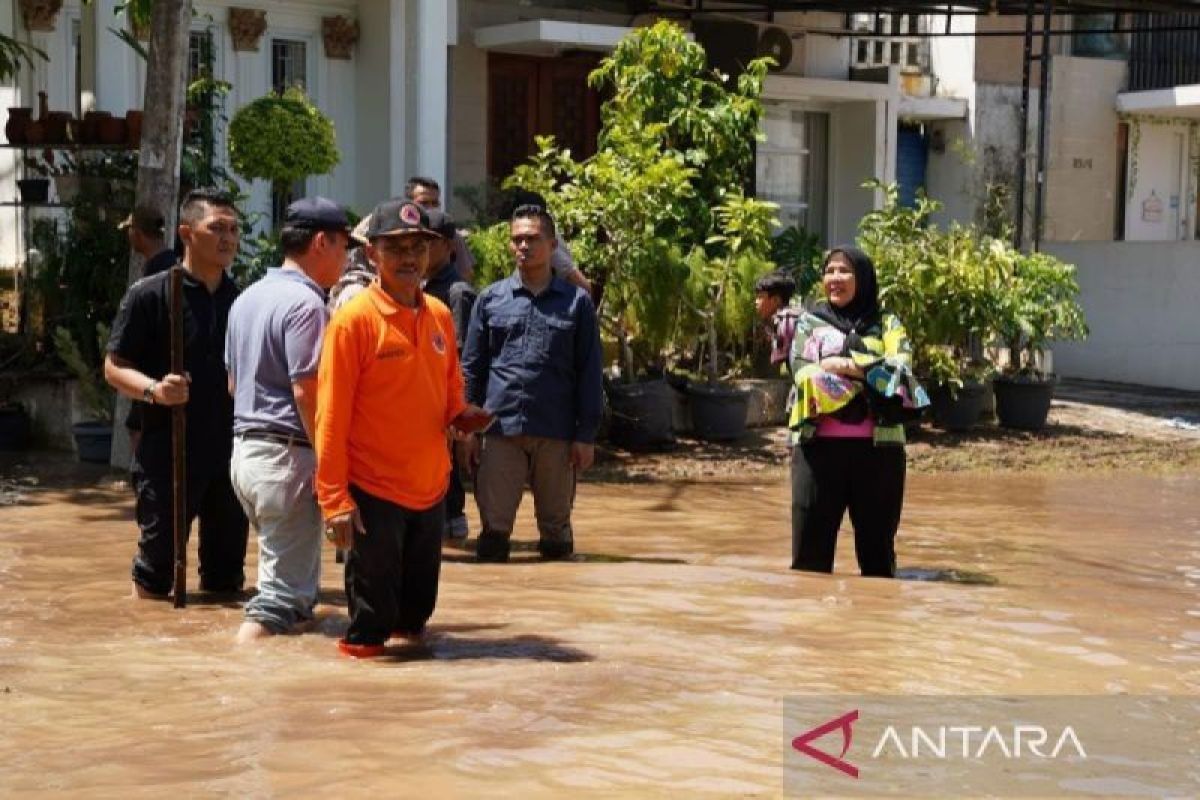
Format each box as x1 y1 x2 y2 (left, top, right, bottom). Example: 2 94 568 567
225 196 350 642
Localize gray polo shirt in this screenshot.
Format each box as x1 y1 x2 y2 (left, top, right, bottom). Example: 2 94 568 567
225 267 328 439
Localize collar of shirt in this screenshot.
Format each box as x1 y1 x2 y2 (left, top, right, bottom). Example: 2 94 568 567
179 266 238 298
367 280 427 317
271 265 326 301
505 270 567 299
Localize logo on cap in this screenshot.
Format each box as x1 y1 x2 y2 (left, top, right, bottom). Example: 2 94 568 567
400 204 421 226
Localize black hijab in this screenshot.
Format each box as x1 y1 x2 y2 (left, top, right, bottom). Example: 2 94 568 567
810 245 882 336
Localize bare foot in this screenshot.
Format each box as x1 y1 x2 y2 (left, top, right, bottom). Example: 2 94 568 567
130 582 169 601
236 621 274 643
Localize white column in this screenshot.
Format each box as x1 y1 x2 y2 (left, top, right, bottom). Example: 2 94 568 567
388 0 408 196
92 0 138 113
410 0 448 191
1 0 20 269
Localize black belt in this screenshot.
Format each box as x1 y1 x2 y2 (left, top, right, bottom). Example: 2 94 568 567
239 430 312 449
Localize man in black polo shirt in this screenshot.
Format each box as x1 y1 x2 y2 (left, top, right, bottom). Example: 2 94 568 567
104 188 249 600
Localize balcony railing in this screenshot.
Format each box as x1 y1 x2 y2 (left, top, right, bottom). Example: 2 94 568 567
1128 13 1200 92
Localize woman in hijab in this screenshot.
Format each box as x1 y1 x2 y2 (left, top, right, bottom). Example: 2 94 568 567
787 246 929 577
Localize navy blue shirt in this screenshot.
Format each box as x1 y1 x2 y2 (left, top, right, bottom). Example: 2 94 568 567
462 272 603 444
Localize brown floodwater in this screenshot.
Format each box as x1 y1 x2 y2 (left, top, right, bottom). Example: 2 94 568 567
1 464 1197 797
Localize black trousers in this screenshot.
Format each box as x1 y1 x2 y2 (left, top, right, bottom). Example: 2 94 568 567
345 485 444 646
130 428 249 595
444 445 466 521
790 438 906 577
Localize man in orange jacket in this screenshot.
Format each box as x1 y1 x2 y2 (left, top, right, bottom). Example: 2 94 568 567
315 200 489 658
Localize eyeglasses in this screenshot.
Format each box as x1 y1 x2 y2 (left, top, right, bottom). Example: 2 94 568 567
375 239 430 258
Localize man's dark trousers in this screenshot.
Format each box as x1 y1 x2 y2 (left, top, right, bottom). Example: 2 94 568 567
130 427 249 595
345 484 444 645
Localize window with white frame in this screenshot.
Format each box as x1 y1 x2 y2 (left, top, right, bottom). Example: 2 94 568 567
756 104 828 240
271 38 309 222
850 13 927 73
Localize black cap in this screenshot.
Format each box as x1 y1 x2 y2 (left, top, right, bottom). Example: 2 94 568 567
423 209 456 239
284 196 350 233
365 200 436 239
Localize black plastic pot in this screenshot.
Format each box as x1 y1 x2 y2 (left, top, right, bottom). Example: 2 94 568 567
0 405 32 450
606 379 675 449
993 375 1056 431
72 421 113 463
16 178 49 204
929 381 989 432
687 383 750 441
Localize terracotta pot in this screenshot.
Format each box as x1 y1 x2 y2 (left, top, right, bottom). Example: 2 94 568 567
24 120 45 145
97 115 126 145
43 111 71 144
80 111 108 145
124 110 143 147
5 107 33 144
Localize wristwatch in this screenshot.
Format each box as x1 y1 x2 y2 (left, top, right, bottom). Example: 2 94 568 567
143 381 158 404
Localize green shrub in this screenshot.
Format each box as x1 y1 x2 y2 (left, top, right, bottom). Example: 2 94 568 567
227 87 339 185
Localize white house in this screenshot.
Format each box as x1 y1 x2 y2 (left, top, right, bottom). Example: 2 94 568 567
4 0 1199 391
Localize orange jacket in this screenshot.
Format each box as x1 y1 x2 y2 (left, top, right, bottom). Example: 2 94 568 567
316 282 466 519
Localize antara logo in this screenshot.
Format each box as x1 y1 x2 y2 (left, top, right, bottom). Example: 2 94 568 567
792 710 860 778
792 710 1089 779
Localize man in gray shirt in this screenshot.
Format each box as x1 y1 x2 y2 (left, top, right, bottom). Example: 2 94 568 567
225 197 349 642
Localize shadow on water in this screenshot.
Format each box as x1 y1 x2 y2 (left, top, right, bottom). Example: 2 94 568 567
441 539 688 566
382 633 594 664
896 566 999 586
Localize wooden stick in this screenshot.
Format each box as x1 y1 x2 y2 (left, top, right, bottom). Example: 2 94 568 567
170 266 187 609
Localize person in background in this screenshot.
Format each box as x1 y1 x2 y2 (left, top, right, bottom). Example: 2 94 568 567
120 205 176 278
405 176 475 284
461 205 603 563
104 189 249 600
787 246 929 578
507 190 593 295
422 209 478 544
328 215 375 313
225 197 349 642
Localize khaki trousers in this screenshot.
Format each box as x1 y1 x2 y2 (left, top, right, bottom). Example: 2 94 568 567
474 434 576 543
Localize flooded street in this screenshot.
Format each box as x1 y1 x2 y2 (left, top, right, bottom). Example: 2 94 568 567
1 469 1198 796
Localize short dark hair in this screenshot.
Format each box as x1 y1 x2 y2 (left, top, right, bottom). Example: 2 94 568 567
511 203 556 240
279 225 319 257
179 188 237 227
754 270 796 303
404 176 440 199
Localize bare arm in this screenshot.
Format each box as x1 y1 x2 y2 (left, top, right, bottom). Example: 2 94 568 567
292 375 318 443
105 353 188 406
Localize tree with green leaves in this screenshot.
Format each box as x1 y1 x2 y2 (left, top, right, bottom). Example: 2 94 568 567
508 20 776 381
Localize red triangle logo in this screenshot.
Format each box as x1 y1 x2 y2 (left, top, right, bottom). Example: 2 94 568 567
791 709 860 778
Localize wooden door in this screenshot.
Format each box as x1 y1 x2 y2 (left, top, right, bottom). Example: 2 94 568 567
488 53 601 182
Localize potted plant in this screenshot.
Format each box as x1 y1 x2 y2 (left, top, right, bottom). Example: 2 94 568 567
54 325 115 462
992 250 1088 431
859 184 1006 432
227 86 339 222
679 193 776 440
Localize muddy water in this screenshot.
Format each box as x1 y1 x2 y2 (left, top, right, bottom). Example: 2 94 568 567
1 469 1197 797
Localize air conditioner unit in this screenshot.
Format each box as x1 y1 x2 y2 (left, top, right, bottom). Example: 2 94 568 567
758 26 794 73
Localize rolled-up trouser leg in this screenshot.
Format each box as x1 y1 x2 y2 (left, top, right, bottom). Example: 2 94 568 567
232 438 321 632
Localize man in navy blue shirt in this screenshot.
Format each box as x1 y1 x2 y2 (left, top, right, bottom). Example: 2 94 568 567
461 205 603 562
